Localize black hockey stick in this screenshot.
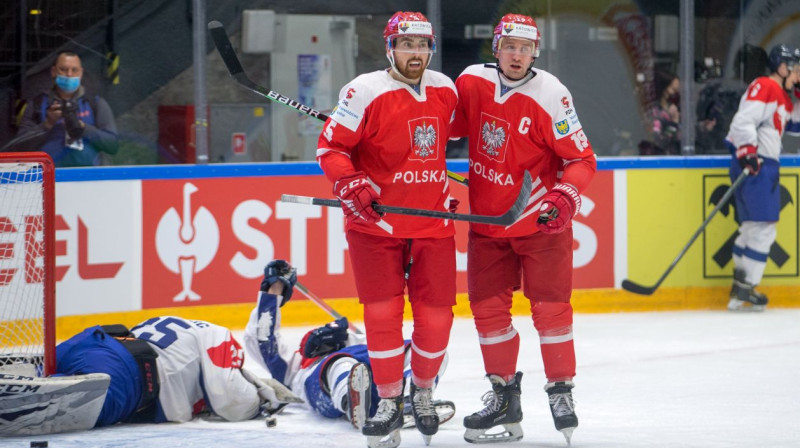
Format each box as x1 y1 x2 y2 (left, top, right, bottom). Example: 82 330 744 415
294 281 364 335
621 168 750 295
282 172 532 226
207 20 469 187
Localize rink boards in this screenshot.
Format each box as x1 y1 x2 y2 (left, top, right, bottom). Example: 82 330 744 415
14 156 800 338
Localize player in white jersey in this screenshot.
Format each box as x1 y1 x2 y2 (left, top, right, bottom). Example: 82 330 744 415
724 44 800 311
450 13 597 445
316 11 458 448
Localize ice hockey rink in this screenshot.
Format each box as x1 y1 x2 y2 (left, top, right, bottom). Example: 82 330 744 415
5 309 800 448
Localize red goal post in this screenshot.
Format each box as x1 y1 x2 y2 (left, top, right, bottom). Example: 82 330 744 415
0 152 56 376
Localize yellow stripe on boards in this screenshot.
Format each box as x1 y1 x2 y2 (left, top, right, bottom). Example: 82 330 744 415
55 286 800 342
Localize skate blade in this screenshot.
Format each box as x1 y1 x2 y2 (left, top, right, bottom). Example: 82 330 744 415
421 433 432 446
349 363 371 430
560 427 575 446
367 430 401 448
727 298 766 312
464 423 523 444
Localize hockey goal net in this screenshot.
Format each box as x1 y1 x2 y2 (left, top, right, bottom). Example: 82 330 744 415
0 152 55 376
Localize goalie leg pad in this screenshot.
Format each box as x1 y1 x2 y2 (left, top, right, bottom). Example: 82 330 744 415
0 373 110 436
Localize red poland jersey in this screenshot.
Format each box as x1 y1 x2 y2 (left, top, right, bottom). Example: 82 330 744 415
725 76 800 161
317 69 458 239
452 64 597 238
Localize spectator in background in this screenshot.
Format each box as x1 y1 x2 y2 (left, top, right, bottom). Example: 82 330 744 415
3 51 119 166
639 71 681 155
696 45 770 155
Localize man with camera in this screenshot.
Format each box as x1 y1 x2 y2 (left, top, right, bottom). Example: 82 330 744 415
5 51 119 167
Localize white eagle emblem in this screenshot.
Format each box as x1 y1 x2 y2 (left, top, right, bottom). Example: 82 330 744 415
414 123 437 159
481 121 506 156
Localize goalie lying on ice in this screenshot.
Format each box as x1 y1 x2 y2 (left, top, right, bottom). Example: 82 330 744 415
0 260 309 437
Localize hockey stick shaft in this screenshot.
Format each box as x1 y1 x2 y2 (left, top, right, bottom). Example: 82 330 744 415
294 281 364 334
207 20 469 187
281 171 531 226
621 168 750 295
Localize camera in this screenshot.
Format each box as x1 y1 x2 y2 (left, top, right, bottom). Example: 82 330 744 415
50 95 84 142
60 99 84 141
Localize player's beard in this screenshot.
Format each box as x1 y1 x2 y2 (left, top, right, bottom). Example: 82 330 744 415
397 56 427 81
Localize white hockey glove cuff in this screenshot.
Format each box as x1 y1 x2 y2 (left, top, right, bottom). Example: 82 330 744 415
240 368 304 412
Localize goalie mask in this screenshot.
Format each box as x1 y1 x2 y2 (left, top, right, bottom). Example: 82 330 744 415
384 11 436 79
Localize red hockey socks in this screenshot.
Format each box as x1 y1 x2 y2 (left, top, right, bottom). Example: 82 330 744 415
363 296 406 397
408 302 454 387
531 301 576 381
470 290 519 382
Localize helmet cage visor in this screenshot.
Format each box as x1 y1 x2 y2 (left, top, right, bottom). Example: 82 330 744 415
386 21 437 54
493 22 540 57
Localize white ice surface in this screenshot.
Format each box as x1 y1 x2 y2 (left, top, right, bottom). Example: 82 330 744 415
5 310 800 448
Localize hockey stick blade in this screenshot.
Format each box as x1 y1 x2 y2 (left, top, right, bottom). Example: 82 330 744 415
294 281 364 334
621 168 750 296
208 20 469 187
620 279 656 295
282 171 531 226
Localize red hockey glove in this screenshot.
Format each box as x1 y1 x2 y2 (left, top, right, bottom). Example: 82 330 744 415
333 171 382 223
448 198 460 213
536 183 581 234
735 145 761 175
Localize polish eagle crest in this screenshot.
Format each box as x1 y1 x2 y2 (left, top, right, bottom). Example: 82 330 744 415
414 122 437 159
481 121 506 157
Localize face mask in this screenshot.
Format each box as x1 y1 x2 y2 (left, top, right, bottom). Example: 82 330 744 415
55 75 81 93
668 92 680 106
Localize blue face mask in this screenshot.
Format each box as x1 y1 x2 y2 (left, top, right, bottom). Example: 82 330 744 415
55 75 81 93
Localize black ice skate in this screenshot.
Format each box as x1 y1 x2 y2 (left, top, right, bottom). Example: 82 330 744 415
409 382 438 445
345 362 372 430
402 397 456 429
728 269 768 312
545 381 578 446
463 372 523 444
362 396 403 448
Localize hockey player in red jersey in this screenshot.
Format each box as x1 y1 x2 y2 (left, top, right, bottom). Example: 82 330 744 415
450 13 597 445
725 44 800 312
316 11 458 448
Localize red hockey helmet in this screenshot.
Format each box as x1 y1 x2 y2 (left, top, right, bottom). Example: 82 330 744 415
383 11 436 53
493 13 540 57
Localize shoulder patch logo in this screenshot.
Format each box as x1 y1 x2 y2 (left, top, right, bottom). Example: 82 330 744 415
408 117 440 162
479 112 510 163
346 88 356 99
555 119 570 135
561 96 570 108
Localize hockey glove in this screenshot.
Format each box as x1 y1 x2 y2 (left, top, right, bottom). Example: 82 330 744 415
301 317 349 359
448 198 460 213
261 260 297 306
333 172 382 223
536 183 581 234
736 145 761 175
